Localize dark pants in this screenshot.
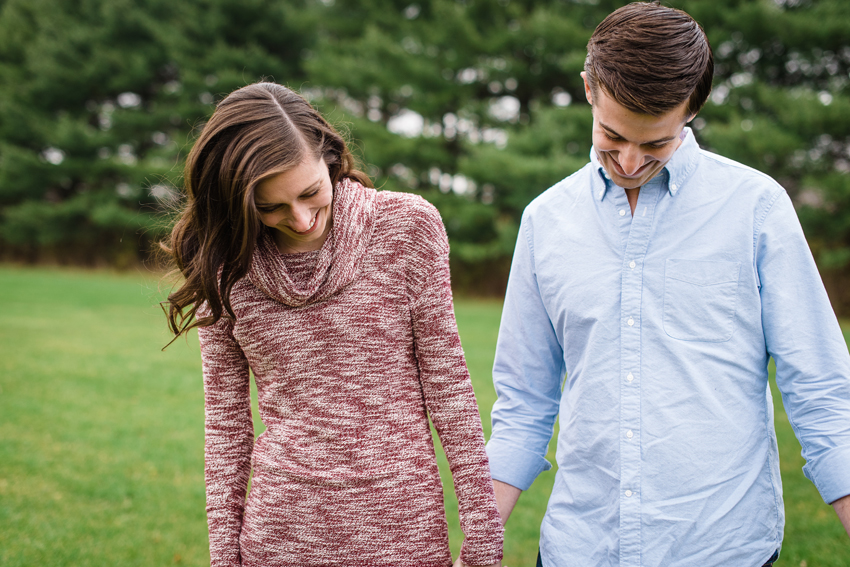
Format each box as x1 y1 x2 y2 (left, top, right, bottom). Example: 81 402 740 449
535 549 779 566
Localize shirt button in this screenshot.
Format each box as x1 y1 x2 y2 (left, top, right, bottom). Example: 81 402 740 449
671 183 678 192
626 430 634 439
625 490 633 497
627 317 634 326
627 372 634 382
629 260 636 269
619 209 626 216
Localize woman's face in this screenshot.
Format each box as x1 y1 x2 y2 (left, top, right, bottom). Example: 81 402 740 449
253 155 334 254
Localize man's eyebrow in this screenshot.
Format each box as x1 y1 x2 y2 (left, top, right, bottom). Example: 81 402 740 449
599 122 677 145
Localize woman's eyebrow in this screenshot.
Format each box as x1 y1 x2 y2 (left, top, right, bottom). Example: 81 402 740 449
298 179 323 196
255 179 323 205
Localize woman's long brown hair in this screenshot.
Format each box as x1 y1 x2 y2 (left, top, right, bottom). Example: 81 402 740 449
162 82 371 342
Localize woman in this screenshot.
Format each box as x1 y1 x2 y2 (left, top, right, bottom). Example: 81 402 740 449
163 82 504 567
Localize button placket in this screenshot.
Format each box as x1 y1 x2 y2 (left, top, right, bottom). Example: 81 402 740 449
617 181 661 567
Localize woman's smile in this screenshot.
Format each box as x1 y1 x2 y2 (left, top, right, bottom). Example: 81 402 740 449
287 211 319 235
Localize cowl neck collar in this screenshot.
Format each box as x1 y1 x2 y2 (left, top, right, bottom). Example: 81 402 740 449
248 178 377 307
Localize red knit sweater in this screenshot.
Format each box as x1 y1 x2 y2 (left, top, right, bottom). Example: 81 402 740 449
197 180 504 566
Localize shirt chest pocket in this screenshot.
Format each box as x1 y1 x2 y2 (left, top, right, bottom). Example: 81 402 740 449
663 259 741 342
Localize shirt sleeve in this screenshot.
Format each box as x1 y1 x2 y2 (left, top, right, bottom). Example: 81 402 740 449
407 202 504 566
486 209 563 491
197 314 254 567
757 190 850 504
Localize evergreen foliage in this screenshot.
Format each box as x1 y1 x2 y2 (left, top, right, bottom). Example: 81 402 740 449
0 0 848 304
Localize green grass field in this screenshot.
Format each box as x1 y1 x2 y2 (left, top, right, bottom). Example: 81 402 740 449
1 266 848 566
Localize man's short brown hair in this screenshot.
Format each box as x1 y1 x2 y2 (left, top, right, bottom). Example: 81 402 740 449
584 2 714 118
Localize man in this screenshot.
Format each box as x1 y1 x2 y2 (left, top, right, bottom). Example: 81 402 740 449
485 3 850 566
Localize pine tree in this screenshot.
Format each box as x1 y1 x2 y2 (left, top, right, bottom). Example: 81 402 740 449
0 0 317 265
1 0 847 310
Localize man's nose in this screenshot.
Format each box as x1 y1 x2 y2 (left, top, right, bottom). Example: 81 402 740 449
619 146 644 175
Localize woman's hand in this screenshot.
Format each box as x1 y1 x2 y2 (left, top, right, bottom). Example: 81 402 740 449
452 558 502 567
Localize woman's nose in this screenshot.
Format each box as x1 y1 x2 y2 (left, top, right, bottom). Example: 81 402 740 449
288 206 314 232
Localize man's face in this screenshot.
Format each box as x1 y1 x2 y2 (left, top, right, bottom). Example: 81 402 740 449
583 72 694 189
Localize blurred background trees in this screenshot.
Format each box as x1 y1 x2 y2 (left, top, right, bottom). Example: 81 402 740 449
0 0 848 309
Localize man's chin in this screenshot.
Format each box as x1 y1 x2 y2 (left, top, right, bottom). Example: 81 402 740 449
611 167 664 189
611 174 644 189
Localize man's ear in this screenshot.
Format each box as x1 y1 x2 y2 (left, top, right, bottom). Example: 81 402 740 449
581 71 593 105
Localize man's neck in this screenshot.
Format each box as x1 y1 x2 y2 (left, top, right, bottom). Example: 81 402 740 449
619 128 689 216
625 187 640 216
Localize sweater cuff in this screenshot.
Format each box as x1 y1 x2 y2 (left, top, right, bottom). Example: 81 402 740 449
486 440 552 491
459 530 504 566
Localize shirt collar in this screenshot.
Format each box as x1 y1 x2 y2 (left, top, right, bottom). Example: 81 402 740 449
590 127 701 202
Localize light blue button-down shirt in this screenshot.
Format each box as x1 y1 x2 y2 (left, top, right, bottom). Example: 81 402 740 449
486 130 850 566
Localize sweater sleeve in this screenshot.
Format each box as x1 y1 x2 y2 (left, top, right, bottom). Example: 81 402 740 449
407 202 505 566
197 314 254 567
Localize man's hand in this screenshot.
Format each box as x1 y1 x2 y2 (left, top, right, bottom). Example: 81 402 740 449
832 493 850 537
452 559 501 567
493 480 523 526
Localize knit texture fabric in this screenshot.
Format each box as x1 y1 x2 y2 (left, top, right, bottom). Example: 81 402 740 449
198 179 504 567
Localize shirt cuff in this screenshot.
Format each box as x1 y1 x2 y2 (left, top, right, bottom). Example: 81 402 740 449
486 439 553 491
803 445 850 504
